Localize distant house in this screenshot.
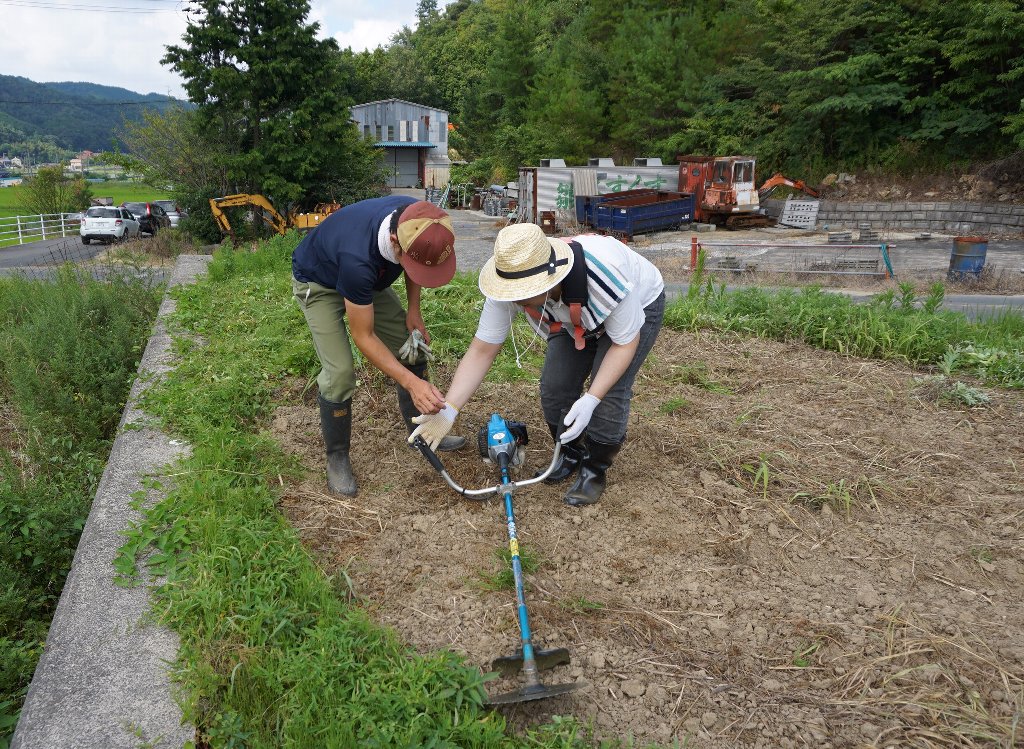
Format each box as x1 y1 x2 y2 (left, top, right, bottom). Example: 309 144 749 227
350 99 451 188
68 158 83 173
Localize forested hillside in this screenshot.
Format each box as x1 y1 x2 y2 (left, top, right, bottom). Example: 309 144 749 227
0 75 188 160
344 0 1024 182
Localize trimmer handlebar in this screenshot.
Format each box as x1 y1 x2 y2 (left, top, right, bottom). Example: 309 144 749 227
412 436 563 498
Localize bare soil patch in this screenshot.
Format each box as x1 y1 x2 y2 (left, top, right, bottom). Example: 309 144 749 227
270 334 1024 748
817 154 1024 206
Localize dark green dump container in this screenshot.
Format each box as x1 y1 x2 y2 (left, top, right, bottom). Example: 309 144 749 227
947 236 988 279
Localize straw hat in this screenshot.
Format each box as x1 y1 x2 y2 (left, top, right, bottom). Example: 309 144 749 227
478 223 574 301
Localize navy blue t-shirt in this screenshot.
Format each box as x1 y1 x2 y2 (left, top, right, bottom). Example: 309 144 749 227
291 195 416 305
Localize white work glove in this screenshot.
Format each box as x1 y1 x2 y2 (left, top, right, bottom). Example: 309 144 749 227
561 393 600 443
408 402 459 450
398 329 434 365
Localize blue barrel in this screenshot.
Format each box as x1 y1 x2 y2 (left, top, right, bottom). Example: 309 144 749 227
948 236 988 279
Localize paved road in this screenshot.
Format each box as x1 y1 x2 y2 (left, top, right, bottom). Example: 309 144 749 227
0 234 106 270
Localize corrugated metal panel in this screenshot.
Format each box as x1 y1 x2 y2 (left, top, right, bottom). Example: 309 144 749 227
374 141 435 148
351 98 449 115
518 168 536 223
537 169 576 219
424 165 450 189
571 169 599 197
381 148 420 188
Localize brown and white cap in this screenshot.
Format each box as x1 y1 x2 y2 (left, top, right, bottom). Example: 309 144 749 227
396 200 457 287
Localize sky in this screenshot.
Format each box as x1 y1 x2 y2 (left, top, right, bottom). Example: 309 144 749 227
1 0 427 99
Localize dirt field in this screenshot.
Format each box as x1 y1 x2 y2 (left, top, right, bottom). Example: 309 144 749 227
271 330 1024 748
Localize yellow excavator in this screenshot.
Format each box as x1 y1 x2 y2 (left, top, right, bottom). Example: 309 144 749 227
209 194 341 239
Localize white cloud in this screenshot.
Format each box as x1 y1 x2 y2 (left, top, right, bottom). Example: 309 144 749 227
1 0 434 97
332 18 407 52
3 4 190 97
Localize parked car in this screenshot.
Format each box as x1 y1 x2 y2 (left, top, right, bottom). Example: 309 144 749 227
154 200 186 229
122 201 172 235
80 206 140 244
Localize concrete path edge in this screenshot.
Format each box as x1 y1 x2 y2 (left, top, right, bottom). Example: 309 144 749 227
12 254 212 749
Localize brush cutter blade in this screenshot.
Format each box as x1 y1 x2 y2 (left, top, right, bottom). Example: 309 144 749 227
491 648 572 678
487 680 585 705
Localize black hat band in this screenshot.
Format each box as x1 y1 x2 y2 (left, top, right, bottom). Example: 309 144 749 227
496 247 568 280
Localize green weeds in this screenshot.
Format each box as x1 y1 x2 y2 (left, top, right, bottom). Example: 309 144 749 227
913 375 992 408
476 545 541 592
667 260 1024 388
969 546 994 564
741 454 777 500
0 266 160 744
668 362 733 394
790 476 883 517
792 640 822 668
560 596 606 614
659 396 691 415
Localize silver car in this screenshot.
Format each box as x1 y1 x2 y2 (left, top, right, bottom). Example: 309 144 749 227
80 206 140 244
154 200 185 229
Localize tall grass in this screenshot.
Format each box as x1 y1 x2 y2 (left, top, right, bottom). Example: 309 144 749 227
117 233 607 747
0 267 161 745
667 263 1024 387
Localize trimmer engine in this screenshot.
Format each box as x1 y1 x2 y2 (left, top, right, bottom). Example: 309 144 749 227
477 414 529 466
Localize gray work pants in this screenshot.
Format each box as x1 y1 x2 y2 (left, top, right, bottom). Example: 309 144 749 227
539 292 665 445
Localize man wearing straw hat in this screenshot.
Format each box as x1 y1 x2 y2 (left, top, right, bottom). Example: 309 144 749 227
292 196 466 498
409 222 665 506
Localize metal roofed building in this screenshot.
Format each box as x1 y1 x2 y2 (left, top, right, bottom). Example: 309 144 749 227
351 98 451 188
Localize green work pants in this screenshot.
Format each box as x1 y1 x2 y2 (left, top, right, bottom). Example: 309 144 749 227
292 278 420 403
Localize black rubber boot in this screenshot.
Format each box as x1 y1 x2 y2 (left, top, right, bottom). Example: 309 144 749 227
397 362 466 452
564 436 622 506
318 395 357 497
535 422 584 484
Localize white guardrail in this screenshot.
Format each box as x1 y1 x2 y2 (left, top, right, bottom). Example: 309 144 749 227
0 213 81 246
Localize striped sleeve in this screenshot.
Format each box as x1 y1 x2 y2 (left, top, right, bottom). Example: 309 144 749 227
580 249 633 329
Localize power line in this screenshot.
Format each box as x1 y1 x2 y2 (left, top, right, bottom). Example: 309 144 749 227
0 0 184 11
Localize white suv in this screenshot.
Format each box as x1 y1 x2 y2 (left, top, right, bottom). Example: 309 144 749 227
80 206 141 244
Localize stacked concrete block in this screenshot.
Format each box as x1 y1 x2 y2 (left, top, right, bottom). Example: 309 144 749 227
812 200 1024 234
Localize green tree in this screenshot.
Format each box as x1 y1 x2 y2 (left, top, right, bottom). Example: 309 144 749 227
17 165 92 215
524 26 606 165
416 0 439 26
163 0 382 212
114 107 232 241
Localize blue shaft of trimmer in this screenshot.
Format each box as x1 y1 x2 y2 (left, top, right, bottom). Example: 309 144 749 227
501 468 537 669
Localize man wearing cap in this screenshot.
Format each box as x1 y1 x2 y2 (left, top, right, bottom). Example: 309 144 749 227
409 222 665 506
292 196 464 498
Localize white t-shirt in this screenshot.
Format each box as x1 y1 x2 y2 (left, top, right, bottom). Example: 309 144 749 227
475 234 664 345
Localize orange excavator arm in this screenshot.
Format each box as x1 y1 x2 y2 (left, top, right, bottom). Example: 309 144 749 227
757 173 820 200
208 194 289 238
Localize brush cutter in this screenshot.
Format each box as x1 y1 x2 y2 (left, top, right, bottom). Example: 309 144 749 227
413 413 586 705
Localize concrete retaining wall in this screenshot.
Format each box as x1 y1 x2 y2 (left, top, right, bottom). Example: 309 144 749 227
12 255 210 749
764 199 1024 234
